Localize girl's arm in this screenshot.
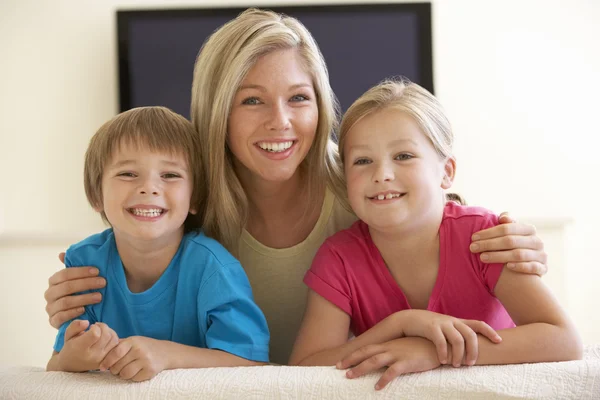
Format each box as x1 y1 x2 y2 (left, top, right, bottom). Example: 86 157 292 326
289 290 500 366
474 268 582 364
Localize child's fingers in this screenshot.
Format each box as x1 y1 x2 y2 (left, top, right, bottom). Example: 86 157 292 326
64 319 90 342
429 329 448 364
118 359 143 381
374 361 409 390
441 325 464 367
337 344 383 370
462 320 502 344
346 352 393 380
89 323 113 353
497 212 516 224
506 261 546 277
104 329 119 353
102 342 132 372
131 367 156 382
453 323 479 366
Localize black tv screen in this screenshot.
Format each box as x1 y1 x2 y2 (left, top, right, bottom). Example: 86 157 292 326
117 3 433 117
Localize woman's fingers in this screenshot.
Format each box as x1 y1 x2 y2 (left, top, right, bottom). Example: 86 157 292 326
506 261 547 276
49 307 86 329
471 222 536 241
477 249 546 265
471 234 544 254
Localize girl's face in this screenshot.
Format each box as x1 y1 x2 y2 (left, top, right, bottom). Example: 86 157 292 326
227 48 319 184
344 108 454 234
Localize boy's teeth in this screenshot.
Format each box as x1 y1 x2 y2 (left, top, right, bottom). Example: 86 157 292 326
131 208 163 217
377 194 385 200
374 193 402 200
257 141 293 152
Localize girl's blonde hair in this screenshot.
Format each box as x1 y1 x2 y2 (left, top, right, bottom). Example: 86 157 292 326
332 78 465 210
191 8 342 253
84 106 205 232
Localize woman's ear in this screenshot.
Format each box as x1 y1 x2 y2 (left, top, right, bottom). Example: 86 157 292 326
441 157 456 190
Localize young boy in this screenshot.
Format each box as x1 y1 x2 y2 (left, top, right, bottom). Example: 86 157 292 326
46 107 270 381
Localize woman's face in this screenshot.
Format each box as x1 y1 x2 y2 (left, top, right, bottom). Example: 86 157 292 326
228 48 319 184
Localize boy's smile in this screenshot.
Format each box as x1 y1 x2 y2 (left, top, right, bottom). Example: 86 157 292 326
99 143 195 244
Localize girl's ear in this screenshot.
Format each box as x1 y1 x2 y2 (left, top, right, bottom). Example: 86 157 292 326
441 157 456 190
189 207 198 215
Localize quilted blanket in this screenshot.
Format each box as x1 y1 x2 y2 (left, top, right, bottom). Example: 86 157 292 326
2 345 599 399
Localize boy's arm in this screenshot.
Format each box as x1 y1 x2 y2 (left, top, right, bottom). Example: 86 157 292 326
474 269 582 364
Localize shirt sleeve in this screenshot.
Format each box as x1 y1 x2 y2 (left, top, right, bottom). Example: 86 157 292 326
197 262 270 362
473 212 505 294
303 241 352 316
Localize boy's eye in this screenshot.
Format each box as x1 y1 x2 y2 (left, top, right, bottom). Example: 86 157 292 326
162 173 181 179
395 153 413 161
353 158 371 165
242 97 262 105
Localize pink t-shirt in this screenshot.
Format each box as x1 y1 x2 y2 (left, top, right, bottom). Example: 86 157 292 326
304 202 515 336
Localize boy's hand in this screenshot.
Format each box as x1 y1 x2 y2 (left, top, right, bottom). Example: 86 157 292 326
338 337 442 390
400 310 502 366
100 336 169 382
58 320 119 372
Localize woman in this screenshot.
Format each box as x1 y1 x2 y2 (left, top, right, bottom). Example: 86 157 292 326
44 8 548 365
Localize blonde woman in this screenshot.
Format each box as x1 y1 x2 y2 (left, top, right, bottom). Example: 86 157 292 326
44 8 549 365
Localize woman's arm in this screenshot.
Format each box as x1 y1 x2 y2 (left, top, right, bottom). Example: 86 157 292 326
470 213 548 275
44 253 106 328
474 269 582 364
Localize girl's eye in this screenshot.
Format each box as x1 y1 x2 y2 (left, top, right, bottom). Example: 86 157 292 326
242 97 261 105
395 153 413 161
290 94 309 102
117 172 136 178
162 173 181 179
353 158 371 165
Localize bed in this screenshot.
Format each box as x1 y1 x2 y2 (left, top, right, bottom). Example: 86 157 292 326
1 345 599 399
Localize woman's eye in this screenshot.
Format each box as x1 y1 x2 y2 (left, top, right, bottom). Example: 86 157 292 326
290 94 309 102
353 158 371 165
242 97 261 105
395 153 413 161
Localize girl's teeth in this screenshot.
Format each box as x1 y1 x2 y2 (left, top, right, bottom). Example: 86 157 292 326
131 208 163 217
377 194 385 200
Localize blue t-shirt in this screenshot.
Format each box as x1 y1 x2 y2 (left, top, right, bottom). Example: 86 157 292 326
53 229 270 362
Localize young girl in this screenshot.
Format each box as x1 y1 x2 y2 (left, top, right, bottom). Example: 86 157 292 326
289 79 582 389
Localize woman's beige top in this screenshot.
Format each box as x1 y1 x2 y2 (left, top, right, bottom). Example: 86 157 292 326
238 188 357 365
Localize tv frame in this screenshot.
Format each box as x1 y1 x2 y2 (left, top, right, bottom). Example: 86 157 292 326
117 3 433 112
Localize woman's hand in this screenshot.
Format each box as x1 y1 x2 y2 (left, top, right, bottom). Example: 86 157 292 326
400 310 501 367
44 252 106 329
337 337 443 390
470 212 548 276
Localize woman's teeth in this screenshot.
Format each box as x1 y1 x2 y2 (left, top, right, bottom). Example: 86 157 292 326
257 141 293 152
131 208 163 217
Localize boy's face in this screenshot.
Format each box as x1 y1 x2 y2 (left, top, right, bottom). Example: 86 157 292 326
98 143 196 243
343 108 453 235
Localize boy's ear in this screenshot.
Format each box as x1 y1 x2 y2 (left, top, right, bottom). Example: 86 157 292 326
441 157 456 190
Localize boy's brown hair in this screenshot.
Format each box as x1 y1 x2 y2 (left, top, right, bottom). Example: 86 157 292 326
84 106 204 232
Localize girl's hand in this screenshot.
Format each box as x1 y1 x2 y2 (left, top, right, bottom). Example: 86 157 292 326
44 252 106 329
401 310 502 367
100 336 170 382
470 212 548 276
338 337 442 390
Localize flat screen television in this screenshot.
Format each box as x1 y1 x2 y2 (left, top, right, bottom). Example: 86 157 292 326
117 3 433 118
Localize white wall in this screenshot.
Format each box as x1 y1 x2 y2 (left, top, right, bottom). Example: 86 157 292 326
1 0 598 367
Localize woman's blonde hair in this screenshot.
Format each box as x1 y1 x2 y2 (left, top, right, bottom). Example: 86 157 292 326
332 78 465 210
191 8 341 253
84 106 205 232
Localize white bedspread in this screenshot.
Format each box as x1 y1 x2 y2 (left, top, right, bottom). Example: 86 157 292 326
2 345 599 399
